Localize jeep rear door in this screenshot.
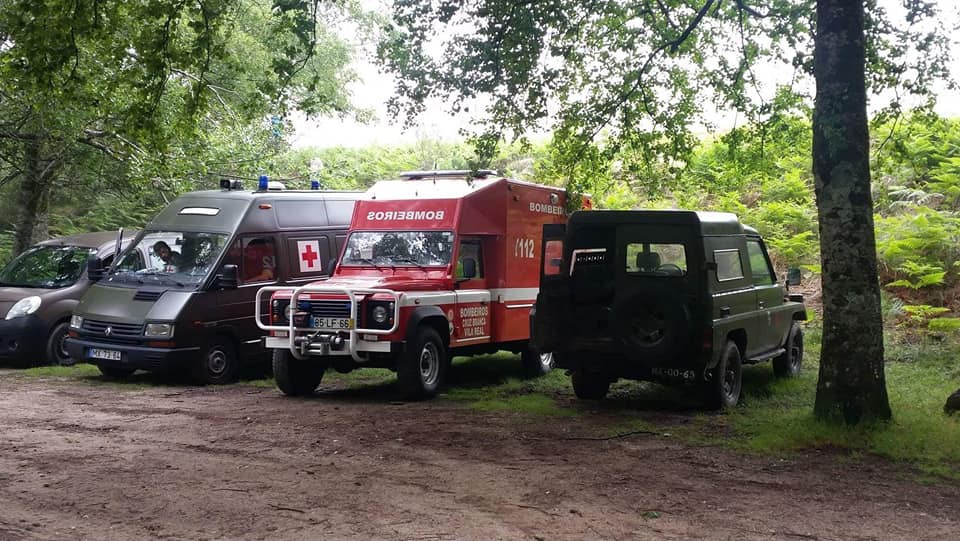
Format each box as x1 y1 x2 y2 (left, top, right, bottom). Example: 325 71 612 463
531 224 567 352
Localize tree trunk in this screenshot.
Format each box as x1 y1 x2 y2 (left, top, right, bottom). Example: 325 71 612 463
812 0 892 424
13 139 55 255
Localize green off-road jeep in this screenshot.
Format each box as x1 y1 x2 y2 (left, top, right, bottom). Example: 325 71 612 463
531 210 807 409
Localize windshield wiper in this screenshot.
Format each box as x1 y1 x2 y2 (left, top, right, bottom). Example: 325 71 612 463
355 258 385 271
139 271 185 287
395 257 428 270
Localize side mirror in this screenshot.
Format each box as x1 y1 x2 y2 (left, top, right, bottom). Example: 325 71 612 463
461 258 477 280
786 267 802 287
219 264 239 289
87 256 105 281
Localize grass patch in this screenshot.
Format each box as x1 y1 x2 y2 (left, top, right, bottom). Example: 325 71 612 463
726 325 960 478
20 363 102 378
442 352 577 416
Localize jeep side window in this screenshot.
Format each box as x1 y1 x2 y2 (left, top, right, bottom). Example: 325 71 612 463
626 243 687 276
714 249 744 281
746 240 775 286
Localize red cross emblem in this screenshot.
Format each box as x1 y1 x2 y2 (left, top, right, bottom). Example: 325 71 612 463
297 240 322 272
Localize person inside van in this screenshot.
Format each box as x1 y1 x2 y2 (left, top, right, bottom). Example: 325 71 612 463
152 241 180 271
242 238 275 282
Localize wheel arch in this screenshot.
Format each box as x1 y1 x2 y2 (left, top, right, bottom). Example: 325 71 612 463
405 306 449 348
726 328 747 357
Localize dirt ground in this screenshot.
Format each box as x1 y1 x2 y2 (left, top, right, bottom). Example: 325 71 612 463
0 370 958 541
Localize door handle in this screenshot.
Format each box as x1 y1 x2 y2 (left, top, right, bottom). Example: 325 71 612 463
720 306 731 317
758 300 765 309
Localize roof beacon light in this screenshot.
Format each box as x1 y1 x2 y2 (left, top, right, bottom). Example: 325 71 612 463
258 174 269 192
310 180 320 190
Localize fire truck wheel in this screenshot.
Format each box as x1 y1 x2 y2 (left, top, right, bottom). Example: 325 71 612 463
521 347 554 378
571 370 610 400
272 349 325 396
192 338 239 385
398 326 446 400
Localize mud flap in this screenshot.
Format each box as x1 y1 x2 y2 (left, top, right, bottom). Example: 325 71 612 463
531 223 567 352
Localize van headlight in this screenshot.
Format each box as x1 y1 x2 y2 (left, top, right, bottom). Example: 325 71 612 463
70 315 84 329
6 296 41 320
144 323 174 338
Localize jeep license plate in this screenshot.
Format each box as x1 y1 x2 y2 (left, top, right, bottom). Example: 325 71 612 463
311 317 354 330
89 348 121 361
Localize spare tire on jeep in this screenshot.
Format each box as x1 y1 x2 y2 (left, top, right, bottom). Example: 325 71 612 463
613 285 692 363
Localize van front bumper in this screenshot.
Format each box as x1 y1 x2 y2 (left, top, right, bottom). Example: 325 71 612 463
0 316 47 366
64 336 201 373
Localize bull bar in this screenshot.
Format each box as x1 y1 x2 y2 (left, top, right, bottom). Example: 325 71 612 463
255 285 401 362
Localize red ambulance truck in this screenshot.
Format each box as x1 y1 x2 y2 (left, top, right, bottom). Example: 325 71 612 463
257 170 574 399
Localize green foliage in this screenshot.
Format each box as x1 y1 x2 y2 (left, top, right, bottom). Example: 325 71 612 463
0 0 366 254
901 305 951 327
928 318 960 332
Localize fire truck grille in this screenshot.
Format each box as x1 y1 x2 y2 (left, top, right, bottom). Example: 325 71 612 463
82 320 144 339
303 300 352 319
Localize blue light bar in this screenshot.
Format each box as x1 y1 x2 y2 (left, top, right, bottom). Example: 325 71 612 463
310 180 320 190
258 174 269 191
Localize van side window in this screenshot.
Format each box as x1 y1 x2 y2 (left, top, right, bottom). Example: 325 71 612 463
224 237 277 284
746 240 775 286
456 239 483 279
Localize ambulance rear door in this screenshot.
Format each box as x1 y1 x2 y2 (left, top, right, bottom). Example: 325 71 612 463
531 223 568 352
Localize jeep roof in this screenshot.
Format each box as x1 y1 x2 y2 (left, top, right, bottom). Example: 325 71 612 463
567 209 759 236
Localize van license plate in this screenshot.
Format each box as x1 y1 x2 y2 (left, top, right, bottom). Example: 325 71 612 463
311 317 354 330
89 348 121 361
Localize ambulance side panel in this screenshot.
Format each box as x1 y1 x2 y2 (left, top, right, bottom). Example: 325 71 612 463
490 182 567 344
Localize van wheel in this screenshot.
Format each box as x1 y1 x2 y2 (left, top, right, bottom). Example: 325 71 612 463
46 322 73 366
704 340 742 410
521 346 554 378
272 349 324 396
398 326 446 400
97 363 135 379
773 322 803 378
571 370 610 399
193 338 238 385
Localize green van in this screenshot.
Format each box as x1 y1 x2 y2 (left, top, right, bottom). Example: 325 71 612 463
65 185 360 383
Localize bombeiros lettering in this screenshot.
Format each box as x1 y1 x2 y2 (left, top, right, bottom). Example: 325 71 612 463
529 202 564 215
366 210 446 221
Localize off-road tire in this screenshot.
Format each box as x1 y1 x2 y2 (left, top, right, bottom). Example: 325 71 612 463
773 322 803 378
704 340 742 410
97 363 136 379
614 286 692 364
192 338 239 385
46 322 73 366
571 369 610 400
521 346 554 378
273 349 324 396
398 326 446 400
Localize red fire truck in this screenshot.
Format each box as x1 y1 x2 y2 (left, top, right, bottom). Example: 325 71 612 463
256 170 574 399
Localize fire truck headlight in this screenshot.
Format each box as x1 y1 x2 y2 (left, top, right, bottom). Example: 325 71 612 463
372 305 388 324
284 304 296 322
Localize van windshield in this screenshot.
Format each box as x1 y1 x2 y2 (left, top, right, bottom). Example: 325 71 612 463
0 246 96 289
341 231 454 267
107 230 229 288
